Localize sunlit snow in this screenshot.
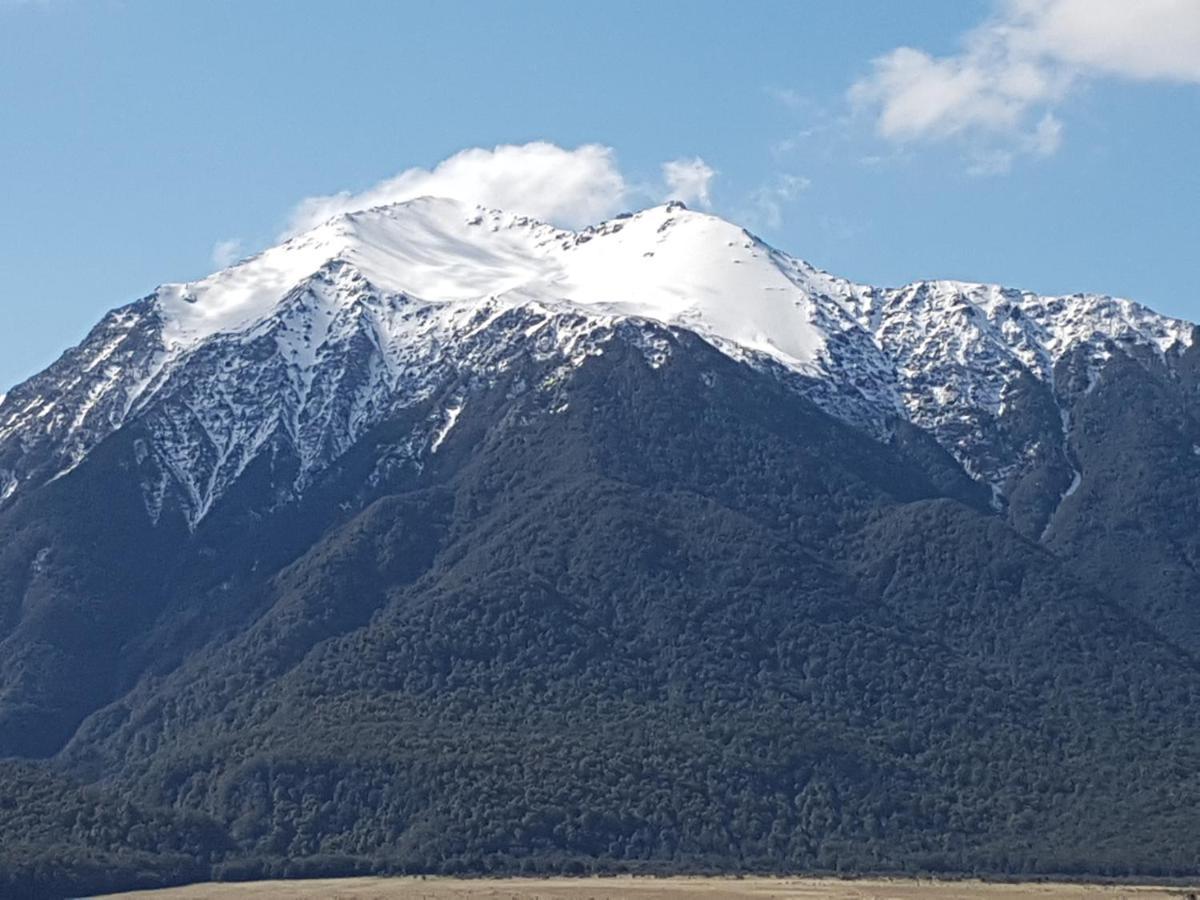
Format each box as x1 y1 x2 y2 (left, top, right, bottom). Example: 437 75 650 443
2 195 1195 525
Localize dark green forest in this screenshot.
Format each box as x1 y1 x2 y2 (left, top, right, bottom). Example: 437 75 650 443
5 329 1200 897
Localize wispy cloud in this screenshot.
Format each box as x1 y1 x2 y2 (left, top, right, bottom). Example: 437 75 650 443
763 91 852 164
744 174 811 231
770 127 828 159
210 238 243 270
849 0 1200 172
661 157 716 209
764 86 810 110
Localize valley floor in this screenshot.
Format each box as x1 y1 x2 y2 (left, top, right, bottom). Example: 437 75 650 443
96 875 1200 900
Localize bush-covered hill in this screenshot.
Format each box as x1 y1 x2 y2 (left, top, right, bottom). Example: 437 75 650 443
5 331 1200 896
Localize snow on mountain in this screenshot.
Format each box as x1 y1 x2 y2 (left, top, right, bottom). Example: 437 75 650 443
843 279 1192 498
0 196 1192 525
155 198 567 349
155 197 837 371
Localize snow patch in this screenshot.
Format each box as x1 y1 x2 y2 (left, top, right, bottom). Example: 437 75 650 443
430 401 464 454
0 471 16 502
1064 470 1082 498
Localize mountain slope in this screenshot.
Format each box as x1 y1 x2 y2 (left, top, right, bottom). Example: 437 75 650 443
3 197 1200 894
38 334 1200 882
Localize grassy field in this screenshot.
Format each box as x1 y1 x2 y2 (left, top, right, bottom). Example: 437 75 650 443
96 875 1200 900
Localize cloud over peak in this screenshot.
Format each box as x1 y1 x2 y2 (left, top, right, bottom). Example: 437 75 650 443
285 143 723 236
661 157 716 209
286 142 630 235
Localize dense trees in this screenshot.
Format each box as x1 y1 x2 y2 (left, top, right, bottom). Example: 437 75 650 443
4 332 1200 896
0 762 223 896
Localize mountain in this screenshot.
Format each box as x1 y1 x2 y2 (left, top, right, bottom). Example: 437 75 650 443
4 197 1200 896
3 198 1193 524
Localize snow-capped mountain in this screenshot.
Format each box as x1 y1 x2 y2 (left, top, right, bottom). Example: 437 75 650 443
0 196 1192 526
11 195 1200 891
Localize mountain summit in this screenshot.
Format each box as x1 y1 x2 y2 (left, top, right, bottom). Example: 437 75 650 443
0 197 1191 526
4 198 1200 895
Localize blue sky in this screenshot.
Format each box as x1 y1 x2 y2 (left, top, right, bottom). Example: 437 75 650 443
2 0 1198 389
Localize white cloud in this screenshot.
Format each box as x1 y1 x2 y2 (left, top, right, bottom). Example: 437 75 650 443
850 0 1200 170
210 238 243 269
1028 111 1063 155
1008 0 1200 82
286 142 630 235
661 157 716 209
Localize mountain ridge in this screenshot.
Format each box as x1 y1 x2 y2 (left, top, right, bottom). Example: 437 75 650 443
0 196 1191 527
5 196 1200 895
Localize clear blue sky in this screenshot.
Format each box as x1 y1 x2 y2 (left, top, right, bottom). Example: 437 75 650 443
2 0 1198 389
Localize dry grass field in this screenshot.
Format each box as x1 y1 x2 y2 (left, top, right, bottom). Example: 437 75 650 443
95 875 1200 900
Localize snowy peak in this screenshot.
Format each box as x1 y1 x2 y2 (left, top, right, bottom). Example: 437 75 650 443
867 278 1193 425
1 195 1195 525
154 197 838 373
155 197 569 348
873 280 1191 368
542 202 833 367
